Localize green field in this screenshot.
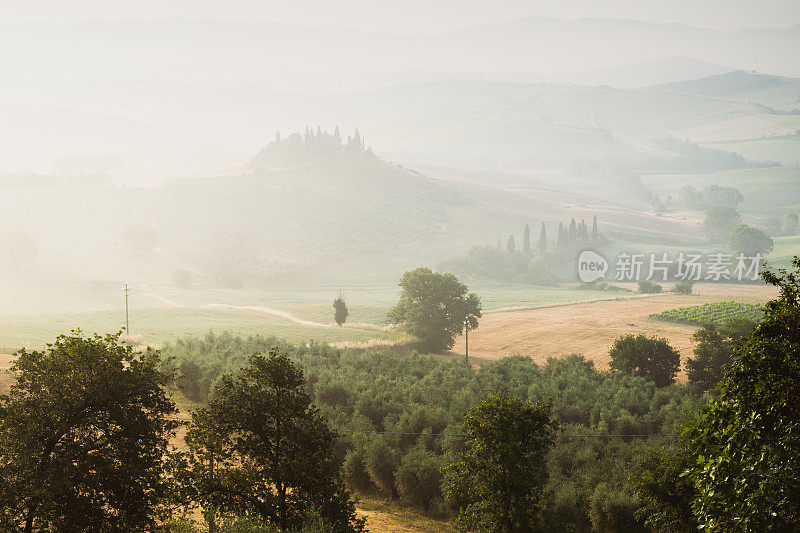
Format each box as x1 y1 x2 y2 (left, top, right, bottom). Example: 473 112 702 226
769 236 800 267
0 307 405 352
650 301 764 327
0 278 641 351
705 138 800 166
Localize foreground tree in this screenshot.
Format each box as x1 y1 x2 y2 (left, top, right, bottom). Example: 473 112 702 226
333 291 349 326
0 331 178 532
631 441 698 532
442 393 558 532
609 334 680 387
178 350 365 532
685 257 800 530
388 267 481 351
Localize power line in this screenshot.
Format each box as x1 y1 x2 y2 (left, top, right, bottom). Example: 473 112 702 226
163 419 662 439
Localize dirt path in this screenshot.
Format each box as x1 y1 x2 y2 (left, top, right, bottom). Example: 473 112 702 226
143 293 389 332
452 284 776 371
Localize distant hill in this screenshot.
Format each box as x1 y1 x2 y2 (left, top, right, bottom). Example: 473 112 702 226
552 57 732 89
329 79 794 167
658 70 800 111
145 129 471 274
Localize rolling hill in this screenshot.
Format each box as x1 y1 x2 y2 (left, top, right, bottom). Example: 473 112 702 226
658 70 800 111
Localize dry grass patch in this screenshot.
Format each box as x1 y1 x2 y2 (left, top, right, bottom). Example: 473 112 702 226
452 283 776 374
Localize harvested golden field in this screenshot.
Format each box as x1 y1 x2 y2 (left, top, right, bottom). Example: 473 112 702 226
451 283 776 372
355 498 456 533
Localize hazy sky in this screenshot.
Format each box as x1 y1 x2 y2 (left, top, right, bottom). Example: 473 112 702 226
1 0 798 31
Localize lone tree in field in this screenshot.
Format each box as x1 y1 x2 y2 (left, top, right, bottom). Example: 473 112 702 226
609 334 680 387
443 393 558 532
388 267 481 351
178 350 365 532
333 291 349 326
0 331 179 532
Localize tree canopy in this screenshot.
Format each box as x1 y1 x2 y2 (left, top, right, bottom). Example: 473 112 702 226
609 334 680 387
387 267 481 351
0 331 178 532
177 349 365 532
442 392 558 532
685 318 756 391
333 291 349 326
685 257 800 530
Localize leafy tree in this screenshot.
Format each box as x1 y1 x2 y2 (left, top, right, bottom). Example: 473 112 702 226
178 350 365 532
0 331 178 532
729 223 774 255
679 185 705 209
364 436 399 500
685 319 756 391
703 184 743 208
395 445 444 513
609 334 680 387
333 291 349 327
522 224 531 255
631 443 698 532
442 393 557 532
704 206 741 243
387 267 481 351
538 222 548 253
685 257 800 530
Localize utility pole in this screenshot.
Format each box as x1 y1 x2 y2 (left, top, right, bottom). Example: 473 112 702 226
463 319 469 364
123 282 130 334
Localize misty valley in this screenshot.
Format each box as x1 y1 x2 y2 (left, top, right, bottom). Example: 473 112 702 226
0 4 799 532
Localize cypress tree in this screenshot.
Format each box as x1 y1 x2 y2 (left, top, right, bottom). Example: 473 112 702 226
592 215 598 241
523 224 531 255
507 235 516 254
557 223 567 248
569 218 577 243
538 222 547 254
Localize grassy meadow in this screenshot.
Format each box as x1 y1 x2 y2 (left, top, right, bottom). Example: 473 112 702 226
0 277 643 351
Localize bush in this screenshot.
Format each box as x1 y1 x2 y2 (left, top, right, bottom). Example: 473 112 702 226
673 279 694 294
638 280 662 294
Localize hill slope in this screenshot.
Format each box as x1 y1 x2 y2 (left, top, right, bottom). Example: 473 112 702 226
658 70 800 111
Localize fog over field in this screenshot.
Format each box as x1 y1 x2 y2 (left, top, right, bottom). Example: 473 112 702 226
0 2 799 531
